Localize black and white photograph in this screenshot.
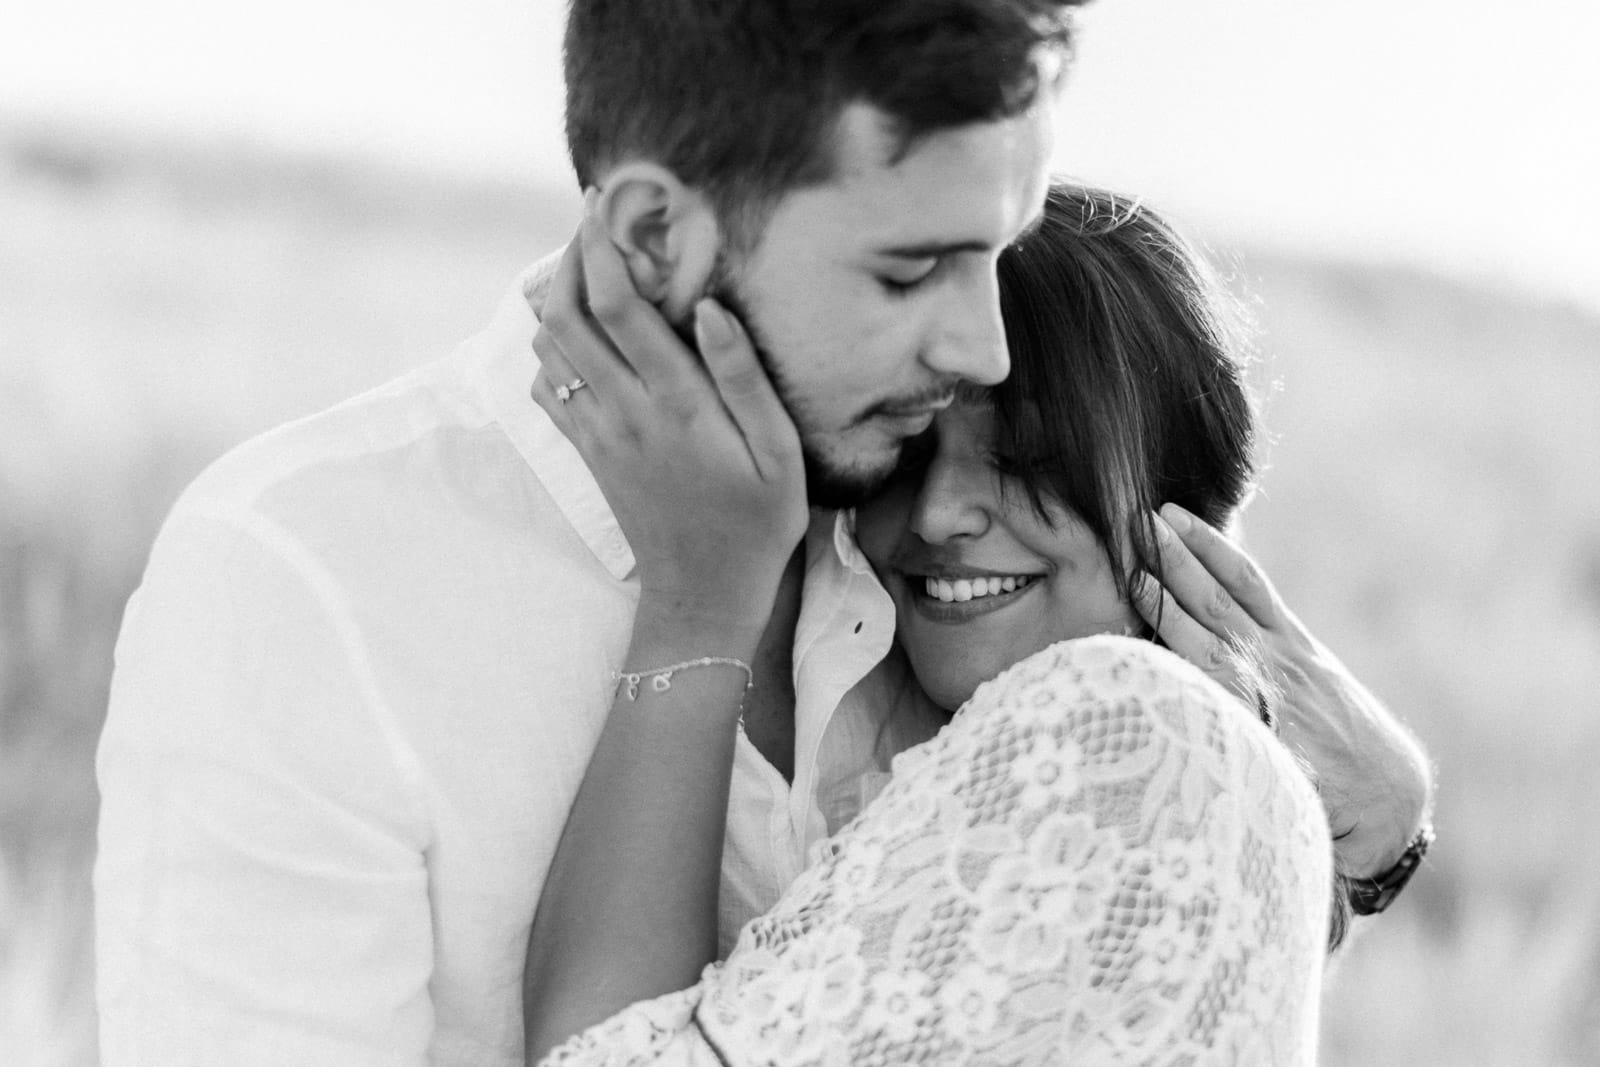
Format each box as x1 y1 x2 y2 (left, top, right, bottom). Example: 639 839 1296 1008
3 1 1597 1063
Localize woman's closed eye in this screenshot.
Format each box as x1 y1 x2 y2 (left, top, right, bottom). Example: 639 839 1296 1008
985 449 1030 477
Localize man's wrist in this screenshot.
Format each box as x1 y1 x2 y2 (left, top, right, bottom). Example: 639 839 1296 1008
1334 782 1432 879
1348 823 1435 916
1328 712 1435 878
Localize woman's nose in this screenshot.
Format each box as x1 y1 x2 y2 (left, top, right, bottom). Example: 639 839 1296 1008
908 463 992 545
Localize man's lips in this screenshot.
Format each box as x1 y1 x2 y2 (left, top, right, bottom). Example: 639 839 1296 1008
871 390 957 420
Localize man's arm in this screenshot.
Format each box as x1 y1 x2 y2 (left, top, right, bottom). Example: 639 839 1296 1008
1132 502 1434 883
96 509 434 1065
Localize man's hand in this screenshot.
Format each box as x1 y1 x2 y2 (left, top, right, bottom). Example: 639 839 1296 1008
1132 502 1434 880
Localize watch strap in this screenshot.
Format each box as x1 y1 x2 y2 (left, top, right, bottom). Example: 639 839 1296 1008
1349 823 1435 916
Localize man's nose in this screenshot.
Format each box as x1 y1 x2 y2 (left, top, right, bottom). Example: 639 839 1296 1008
921 270 1009 386
908 462 991 545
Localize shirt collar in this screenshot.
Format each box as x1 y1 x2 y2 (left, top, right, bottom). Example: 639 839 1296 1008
463 253 636 581
831 508 876 575
785 509 901 837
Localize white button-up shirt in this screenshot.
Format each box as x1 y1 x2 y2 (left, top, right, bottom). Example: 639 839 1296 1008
94 261 944 1066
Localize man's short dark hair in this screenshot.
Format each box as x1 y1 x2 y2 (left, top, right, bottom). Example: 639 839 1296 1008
564 0 1087 246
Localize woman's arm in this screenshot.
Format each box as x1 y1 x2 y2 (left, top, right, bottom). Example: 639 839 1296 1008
522 603 761 1058
521 210 806 1061
686 636 1331 1064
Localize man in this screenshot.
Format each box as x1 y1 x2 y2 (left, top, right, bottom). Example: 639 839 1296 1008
95 2 1431 1064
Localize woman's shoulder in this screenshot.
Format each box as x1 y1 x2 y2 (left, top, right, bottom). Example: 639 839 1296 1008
952 634 1329 842
966 634 1286 749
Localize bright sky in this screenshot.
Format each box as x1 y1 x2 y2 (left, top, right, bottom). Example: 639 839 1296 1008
5 0 1597 310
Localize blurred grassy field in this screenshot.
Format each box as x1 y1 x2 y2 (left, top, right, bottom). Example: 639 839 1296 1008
3 126 1597 1065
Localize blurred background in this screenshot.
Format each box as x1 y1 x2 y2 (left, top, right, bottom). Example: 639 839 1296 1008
2 0 1597 1063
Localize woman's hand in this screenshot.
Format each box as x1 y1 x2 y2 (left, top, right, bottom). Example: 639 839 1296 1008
1131 502 1434 880
530 206 807 633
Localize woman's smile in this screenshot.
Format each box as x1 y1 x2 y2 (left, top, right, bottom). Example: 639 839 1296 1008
901 569 1044 622
856 402 1141 711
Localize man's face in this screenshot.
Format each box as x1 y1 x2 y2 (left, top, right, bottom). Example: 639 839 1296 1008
716 97 1057 508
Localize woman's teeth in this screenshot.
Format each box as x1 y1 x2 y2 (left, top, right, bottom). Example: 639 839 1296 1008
922 575 1036 603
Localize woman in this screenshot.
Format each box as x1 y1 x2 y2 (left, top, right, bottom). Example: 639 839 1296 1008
526 184 1336 1064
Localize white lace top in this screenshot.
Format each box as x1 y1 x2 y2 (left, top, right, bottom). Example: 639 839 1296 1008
544 636 1332 1065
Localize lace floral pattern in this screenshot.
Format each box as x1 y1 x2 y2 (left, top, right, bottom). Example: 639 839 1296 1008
543 636 1330 1066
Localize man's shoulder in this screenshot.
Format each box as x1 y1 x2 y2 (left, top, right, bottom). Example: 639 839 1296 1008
169 256 566 543
128 253 630 639
173 358 488 531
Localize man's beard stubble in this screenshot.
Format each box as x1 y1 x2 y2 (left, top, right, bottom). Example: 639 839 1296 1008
706 270 901 511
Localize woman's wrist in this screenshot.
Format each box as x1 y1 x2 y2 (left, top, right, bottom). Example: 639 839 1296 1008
626 600 762 683
635 581 778 641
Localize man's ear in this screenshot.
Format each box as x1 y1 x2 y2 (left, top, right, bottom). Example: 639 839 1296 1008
591 163 722 322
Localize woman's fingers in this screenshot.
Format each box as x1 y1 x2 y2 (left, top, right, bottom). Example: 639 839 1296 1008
529 216 800 555
531 327 596 450
537 214 649 403
577 211 708 401
533 245 619 451
693 299 800 480
1158 503 1285 628
535 226 636 401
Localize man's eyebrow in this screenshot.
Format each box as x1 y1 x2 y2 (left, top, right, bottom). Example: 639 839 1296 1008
875 239 994 259
876 209 1049 260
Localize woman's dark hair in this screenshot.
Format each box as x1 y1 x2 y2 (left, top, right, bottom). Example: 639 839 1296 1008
564 0 1086 249
991 182 1258 602
990 182 1352 951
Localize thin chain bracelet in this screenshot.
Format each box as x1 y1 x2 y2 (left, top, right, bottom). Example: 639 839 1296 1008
612 656 754 702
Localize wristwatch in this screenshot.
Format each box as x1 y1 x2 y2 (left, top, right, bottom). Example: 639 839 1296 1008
1349 823 1435 916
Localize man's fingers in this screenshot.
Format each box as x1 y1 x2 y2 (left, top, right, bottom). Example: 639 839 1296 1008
1130 573 1245 690
1158 503 1284 627
693 299 799 476
1131 574 1238 674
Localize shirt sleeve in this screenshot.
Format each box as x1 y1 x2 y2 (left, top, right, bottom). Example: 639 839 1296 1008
693 635 1332 1064
95 508 436 1066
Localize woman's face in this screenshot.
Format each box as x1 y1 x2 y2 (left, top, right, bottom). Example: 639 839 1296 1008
856 402 1141 712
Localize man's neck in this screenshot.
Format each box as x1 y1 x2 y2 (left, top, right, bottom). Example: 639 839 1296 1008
740 545 805 784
